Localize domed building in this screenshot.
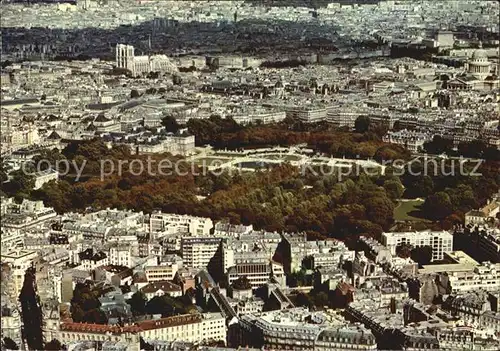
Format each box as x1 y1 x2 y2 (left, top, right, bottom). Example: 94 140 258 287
448 42 498 91
467 42 490 80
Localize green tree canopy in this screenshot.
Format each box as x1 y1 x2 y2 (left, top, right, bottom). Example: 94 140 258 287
383 179 404 200
422 192 453 220
295 292 313 308
411 245 433 266
161 115 181 134
45 339 64 350
424 135 453 155
354 116 371 133
70 282 107 324
232 276 252 290
127 291 147 316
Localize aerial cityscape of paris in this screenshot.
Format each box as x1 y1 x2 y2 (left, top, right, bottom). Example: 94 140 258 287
0 0 499 350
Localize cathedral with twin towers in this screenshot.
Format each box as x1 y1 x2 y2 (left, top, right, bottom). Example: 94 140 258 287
115 44 178 77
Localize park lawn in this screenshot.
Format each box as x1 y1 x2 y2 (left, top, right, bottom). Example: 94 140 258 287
394 199 430 222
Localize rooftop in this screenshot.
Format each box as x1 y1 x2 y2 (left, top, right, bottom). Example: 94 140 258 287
140 280 182 294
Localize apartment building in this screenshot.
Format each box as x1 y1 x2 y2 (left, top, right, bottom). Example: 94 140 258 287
232 111 286 125
1 250 38 298
62 222 110 241
138 313 226 344
308 249 356 270
326 110 358 128
233 308 377 351
382 129 432 152
199 313 227 344
285 106 327 123
1 198 57 231
1 308 22 347
382 230 453 261
213 221 254 237
145 263 181 282
354 278 409 307
442 290 491 326
1 231 24 254
479 311 500 334
439 263 500 294
79 250 108 272
181 237 221 269
58 313 226 347
140 281 183 299
3 124 40 147
221 237 278 273
149 212 213 236
109 246 133 267
358 236 393 264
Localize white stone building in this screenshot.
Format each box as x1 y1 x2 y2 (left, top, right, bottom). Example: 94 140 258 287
145 264 180 282
382 129 432 152
109 245 133 267
181 237 221 269
285 106 327 123
465 201 500 226
440 262 500 293
382 230 453 261
149 212 213 236
34 169 59 190
234 308 377 350
1 250 38 298
57 313 226 348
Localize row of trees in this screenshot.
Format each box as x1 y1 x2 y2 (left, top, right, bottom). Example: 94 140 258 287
424 135 500 161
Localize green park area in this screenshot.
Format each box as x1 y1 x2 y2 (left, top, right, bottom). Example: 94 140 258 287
393 199 429 222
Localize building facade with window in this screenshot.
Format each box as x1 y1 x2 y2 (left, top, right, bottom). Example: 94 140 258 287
382 230 453 261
